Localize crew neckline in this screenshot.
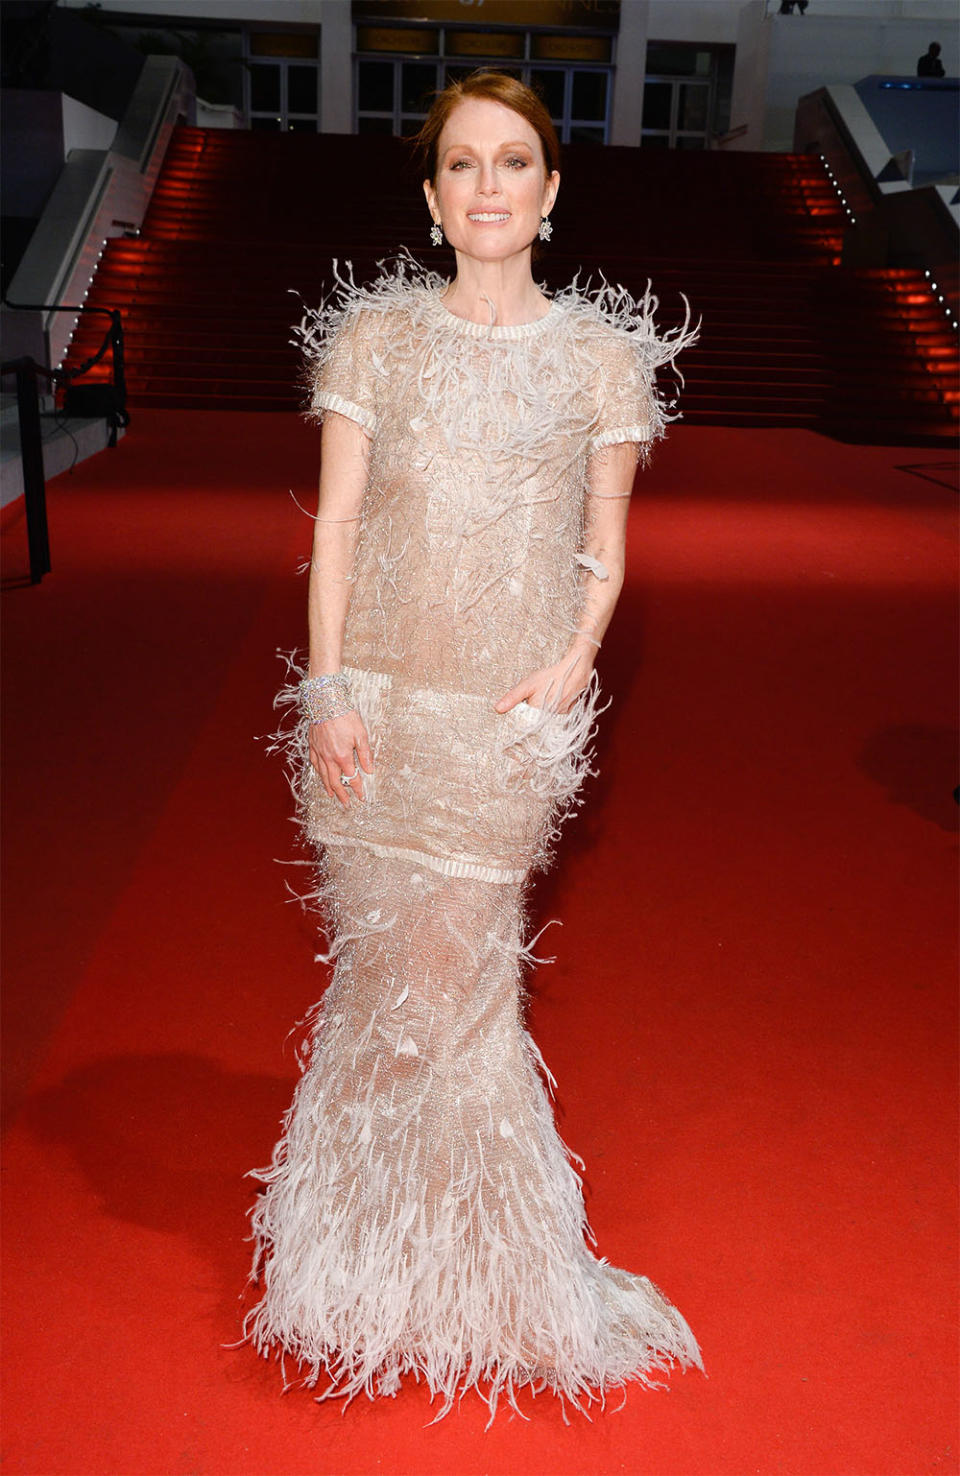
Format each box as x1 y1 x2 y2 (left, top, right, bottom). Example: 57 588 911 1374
429 289 560 340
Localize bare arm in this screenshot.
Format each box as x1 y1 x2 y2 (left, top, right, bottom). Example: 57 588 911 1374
495 441 636 713
307 412 373 806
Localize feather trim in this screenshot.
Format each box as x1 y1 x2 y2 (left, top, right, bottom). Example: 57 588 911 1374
245 844 704 1423
291 249 699 460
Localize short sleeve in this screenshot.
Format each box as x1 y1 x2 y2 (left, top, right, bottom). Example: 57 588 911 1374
305 307 379 437
588 336 656 452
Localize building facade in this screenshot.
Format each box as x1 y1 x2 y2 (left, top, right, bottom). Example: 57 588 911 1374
48 0 960 152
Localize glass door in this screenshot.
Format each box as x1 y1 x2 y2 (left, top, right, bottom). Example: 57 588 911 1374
246 33 320 131
642 77 711 149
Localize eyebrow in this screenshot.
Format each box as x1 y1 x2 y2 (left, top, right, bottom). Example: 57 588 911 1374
442 140 536 156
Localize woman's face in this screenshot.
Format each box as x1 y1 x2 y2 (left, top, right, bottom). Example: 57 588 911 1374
423 97 559 264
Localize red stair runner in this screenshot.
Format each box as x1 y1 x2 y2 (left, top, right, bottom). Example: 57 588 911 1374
65 126 958 439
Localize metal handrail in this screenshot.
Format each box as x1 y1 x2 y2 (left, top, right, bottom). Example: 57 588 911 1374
0 357 56 584
0 356 60 381
2 297 128 430
2 302 129 585
2 299 116 319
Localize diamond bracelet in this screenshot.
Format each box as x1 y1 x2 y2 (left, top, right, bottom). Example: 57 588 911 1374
298 672 355 725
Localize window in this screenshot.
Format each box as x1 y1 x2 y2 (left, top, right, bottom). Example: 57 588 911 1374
246 31 321 132
642 43 733 149
355 21 613 144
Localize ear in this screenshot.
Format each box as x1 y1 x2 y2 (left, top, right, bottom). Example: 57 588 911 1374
542 169 560 217
422 178 438 222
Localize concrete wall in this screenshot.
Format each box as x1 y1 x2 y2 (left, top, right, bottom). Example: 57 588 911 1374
788 1 956 17
319 0 352 134
56 0 960 156
2 91 121 293
2 92 71 222
25 6 145 120
646 0 740 44
60 0 352 131
61 0 330 19
854 74 958 183
764 11 959 152
62 95 120 155
196 99 243 127
6 57 194 366
610 0 648 146
727 1 771 148
1 91 118 218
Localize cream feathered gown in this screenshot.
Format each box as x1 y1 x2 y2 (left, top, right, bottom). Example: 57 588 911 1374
246 258 703 1418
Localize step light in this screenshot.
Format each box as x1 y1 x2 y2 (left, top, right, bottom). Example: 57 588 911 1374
818 153 857 225
925 275 958 328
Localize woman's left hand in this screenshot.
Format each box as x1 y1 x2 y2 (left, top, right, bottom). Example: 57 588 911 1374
494 648 595 716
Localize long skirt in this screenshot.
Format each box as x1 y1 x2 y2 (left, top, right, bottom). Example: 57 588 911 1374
245 667 702 1419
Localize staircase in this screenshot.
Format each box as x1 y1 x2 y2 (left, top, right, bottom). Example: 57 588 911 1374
65 126 958 439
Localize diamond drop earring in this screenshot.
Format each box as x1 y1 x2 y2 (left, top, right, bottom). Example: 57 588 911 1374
430 220 443 246
538 216 553 243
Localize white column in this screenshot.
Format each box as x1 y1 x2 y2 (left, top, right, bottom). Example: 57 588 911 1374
610 0 650 147
319 0 352 134
729 0 773 150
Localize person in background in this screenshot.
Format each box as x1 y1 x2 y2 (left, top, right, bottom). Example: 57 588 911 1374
917 42 945 77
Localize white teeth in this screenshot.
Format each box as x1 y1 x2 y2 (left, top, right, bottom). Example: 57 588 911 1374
469 213 510 222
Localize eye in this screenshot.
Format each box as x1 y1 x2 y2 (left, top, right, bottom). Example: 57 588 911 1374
448 158 473 171
504 156 529 169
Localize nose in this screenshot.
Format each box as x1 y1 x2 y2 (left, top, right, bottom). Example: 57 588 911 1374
476 161 500 196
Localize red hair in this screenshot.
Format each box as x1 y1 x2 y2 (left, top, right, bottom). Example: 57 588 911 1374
413 70 560 182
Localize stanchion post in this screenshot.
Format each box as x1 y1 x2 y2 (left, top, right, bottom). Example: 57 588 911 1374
15 360 52 584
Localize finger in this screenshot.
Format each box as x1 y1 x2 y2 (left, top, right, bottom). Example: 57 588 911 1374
555 679 579 714
494 684 529 714
555 678 576 713
535 677 562 712
336 747 365 806
325 758 351 808
558 679 587 714
325 761 347 806
355 730 374 773
319 760 337 802
342 754 364 803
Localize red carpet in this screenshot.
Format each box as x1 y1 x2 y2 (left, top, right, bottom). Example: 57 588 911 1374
2 413 957 1475
66 126 959 437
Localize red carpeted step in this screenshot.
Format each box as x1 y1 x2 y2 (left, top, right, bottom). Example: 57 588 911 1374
59 125 958 439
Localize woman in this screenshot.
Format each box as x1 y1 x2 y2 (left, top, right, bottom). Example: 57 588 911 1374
248 70 702 1420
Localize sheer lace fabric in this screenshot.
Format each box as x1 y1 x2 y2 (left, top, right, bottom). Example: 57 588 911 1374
247 259 702 1418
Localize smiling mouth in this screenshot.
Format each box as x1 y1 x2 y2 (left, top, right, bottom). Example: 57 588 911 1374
467 212 511 223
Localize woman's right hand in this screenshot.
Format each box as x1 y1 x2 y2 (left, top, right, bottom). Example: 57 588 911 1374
308 710 374 808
